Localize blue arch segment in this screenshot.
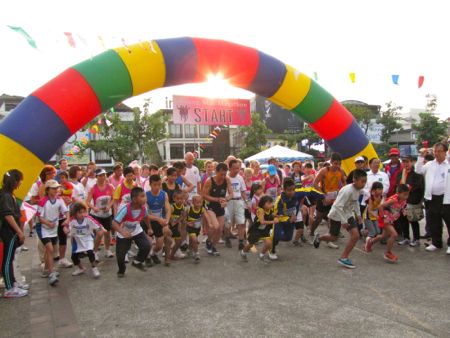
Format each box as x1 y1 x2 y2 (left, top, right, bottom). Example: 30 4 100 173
156 37 198 87
326 119 368 159
0 95 71 161
248 51 287 98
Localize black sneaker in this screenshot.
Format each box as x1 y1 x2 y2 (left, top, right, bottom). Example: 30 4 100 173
238 241 244 251
117 272 125 278
225 237 232 248
313 233 321 248
132 260 148 271
205 240 213 255
151 255 161 265
145 258 154 268
180 243 189 252
212 246 220 256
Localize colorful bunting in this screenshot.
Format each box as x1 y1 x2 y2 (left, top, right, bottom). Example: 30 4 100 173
64 32 76 48
313 72 318 81
121 38 131 53
7 25 37 49
349 72 356 84
418 75 425 88
392 74 400 85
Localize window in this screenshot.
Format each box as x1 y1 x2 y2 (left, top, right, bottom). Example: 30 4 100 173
170 144 184 159
184 124 197 138
185 143 196 153
199 125 210 138
169 123 182 138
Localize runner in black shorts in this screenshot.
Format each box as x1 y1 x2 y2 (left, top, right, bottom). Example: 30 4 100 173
201 163 233 256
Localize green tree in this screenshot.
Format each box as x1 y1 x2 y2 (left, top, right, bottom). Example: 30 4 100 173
87 99 168 165
343 103 374 135
238 112 272 159
413 113 448 147
297 124 323 152
377 101 403 146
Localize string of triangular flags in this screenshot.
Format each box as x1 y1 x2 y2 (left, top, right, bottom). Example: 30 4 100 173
64 108 114 158
194 126 227 158
7 25 426 89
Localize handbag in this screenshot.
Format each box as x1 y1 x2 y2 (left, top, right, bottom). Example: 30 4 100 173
405 203 424 222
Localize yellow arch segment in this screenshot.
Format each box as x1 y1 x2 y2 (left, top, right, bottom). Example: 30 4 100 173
269 64 311 110
0 134 44 200
341 143 379 174
114 41 166 96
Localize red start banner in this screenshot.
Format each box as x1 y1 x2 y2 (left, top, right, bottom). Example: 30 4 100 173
172 95 251 126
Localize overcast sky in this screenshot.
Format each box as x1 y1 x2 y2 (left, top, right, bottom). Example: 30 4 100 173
1 0 449 119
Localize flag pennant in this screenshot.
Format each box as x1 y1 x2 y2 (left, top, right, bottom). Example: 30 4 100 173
8 25 37 49
392 75 399 85
121 38 131 53
98 36 106 49
64 32 76 48
349 72 356 83
418 75 425 88
313 72 318 81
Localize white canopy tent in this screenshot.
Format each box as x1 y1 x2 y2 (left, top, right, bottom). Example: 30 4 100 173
244 145 313 164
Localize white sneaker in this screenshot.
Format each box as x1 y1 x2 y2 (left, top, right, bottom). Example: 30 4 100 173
58 258 74 268
446 247 450 255
91 267 100 278
409 240 420 247
71 266 86 276
94 252 100 262
21 246 29 251
4 287 28 298
425 244 438 252
398 239 410 246
48 272 59 286
14 281 29 290
174 250 186 259
327 242 339 249
268 252 278 260
105 250 114 258
124 254 129 263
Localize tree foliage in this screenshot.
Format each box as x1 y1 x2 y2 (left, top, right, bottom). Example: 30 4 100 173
343 104 375 134
413 113 448 147
377 101 403 145
238 112 272 159
87 99 168 165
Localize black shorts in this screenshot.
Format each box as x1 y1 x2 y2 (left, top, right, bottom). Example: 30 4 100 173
316 199 332 215
58 219 67 245
91 215 112 231
140 220 149 234
41 236 58 246
208 203 225 217
303 196 313 208
170 225 181 239
151 221 163 238
247 226 271 245
187 226 201 237
294 221 304 230
329 217 358 237
244 209 252 220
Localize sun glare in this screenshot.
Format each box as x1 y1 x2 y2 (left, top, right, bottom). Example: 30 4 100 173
201 72 234 98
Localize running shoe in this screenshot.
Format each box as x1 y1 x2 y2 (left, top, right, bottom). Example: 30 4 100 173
313 233 321 249
132 260 148 271
72 267 86 276
205 240 213 255
58 258 74 268
409 240 420 247
3 287 28 298
397 239 410 246
383 251 398 263
337 258 356 269
105 250 114 258
91 267 101 278
268 252 278 260
14 281 29 290
48 272 59 286
327 242 339 249
240 250 248 262
364 237 373 253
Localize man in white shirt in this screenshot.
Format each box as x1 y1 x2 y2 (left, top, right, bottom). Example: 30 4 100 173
364 158 390 201
416 142 450 253
183 152 201 200
225 159 248 250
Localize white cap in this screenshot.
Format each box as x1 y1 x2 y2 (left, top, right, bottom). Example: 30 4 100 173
354 156 365 163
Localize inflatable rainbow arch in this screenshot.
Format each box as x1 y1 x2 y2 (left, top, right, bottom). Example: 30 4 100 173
0 37 378 199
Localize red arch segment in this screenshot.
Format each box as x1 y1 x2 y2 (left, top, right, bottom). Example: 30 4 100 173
192 38 259 88
309 100 354 141
32 68 102 134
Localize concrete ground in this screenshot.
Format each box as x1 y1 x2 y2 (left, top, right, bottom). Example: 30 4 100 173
1 222 450 338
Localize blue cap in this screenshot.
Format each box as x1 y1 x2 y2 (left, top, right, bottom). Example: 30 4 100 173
268 164 277 176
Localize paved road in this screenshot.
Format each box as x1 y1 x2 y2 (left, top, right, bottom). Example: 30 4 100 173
1 223 450 338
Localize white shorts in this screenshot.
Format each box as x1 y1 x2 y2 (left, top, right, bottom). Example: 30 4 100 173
225 200 246 227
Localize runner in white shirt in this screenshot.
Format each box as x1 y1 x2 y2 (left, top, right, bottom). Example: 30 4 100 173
36 180 69 286
68 166 86 202
225 159 249 250
65 202 105 278
183 152 201 199
81 162 97 193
